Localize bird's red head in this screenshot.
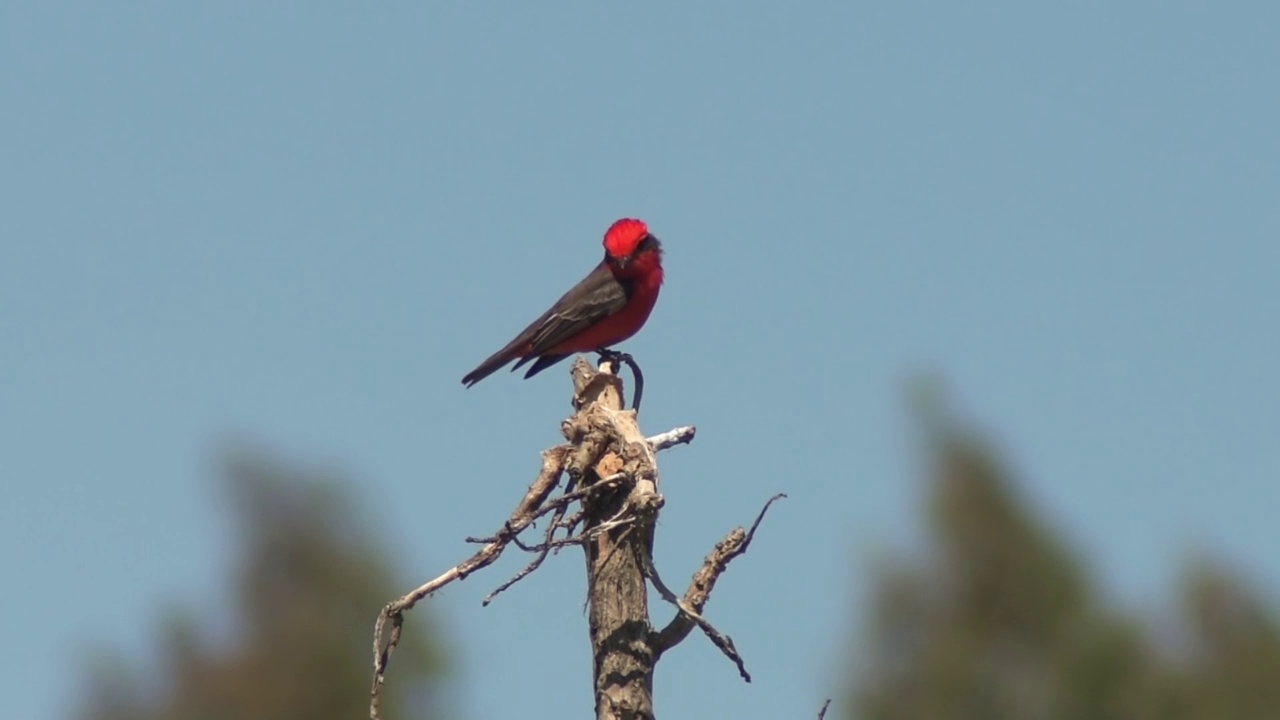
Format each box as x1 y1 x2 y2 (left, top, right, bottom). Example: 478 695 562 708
602 218 662 276
603 218 650 257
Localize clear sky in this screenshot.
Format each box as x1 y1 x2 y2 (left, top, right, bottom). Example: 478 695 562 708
3 3 1278 719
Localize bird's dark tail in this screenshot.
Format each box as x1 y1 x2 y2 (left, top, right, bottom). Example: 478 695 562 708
462 344 522 387
463 348 574 387
515 353 571 379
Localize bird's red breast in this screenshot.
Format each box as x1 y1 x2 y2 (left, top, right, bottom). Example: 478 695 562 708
545 259 662 354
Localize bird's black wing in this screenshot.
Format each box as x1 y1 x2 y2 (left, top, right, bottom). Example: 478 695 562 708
521 262 631 356
462 261 629 386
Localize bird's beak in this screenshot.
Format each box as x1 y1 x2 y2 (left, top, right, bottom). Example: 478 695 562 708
614 254 630 270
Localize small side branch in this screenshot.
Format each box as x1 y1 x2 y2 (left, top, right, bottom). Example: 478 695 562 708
646 425 696 452
641 550 751 682
652 493 787 657
370 446 569 719
482 472 628 604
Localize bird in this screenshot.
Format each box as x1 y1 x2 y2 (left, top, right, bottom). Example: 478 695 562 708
462 218 664 388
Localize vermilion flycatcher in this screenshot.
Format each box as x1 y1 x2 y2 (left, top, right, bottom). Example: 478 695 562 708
462 218 664 387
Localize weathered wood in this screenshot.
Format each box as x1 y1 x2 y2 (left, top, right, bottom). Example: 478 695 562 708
372 354 770 720
571 357 663 720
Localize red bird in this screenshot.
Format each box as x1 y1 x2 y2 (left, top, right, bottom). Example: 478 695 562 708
462 218 664 387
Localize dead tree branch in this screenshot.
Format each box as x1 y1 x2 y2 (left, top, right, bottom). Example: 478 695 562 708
647 424 696 451
369 446 568 718
652 493 787 657
369 357 781 720
642 549 751 681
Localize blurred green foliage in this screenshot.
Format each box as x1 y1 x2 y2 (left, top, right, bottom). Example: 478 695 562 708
851 379 1280 720
74 446 448 720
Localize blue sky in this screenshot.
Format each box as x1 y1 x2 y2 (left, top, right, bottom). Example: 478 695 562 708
3 2 1278 718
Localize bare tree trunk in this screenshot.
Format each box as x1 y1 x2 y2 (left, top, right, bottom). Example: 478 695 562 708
569 360 663 719
372 356 776 720
585 507 656 719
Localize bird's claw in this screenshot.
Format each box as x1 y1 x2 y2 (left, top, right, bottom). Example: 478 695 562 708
594 348 645 413
595 348 632 369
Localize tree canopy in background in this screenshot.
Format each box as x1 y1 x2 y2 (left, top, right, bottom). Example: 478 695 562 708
851 380 1280 720
74 446 449 720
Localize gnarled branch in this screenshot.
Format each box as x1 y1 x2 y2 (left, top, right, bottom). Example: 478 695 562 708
369 356 781 720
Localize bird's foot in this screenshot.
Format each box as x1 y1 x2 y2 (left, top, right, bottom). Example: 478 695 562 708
594 347 632 370
594 348 645 413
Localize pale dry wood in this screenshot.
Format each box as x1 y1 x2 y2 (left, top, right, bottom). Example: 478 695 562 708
571 357 663 720
646 425 696 451
370 354 779 720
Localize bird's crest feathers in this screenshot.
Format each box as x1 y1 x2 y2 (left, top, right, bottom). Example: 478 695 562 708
603 218 650 258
